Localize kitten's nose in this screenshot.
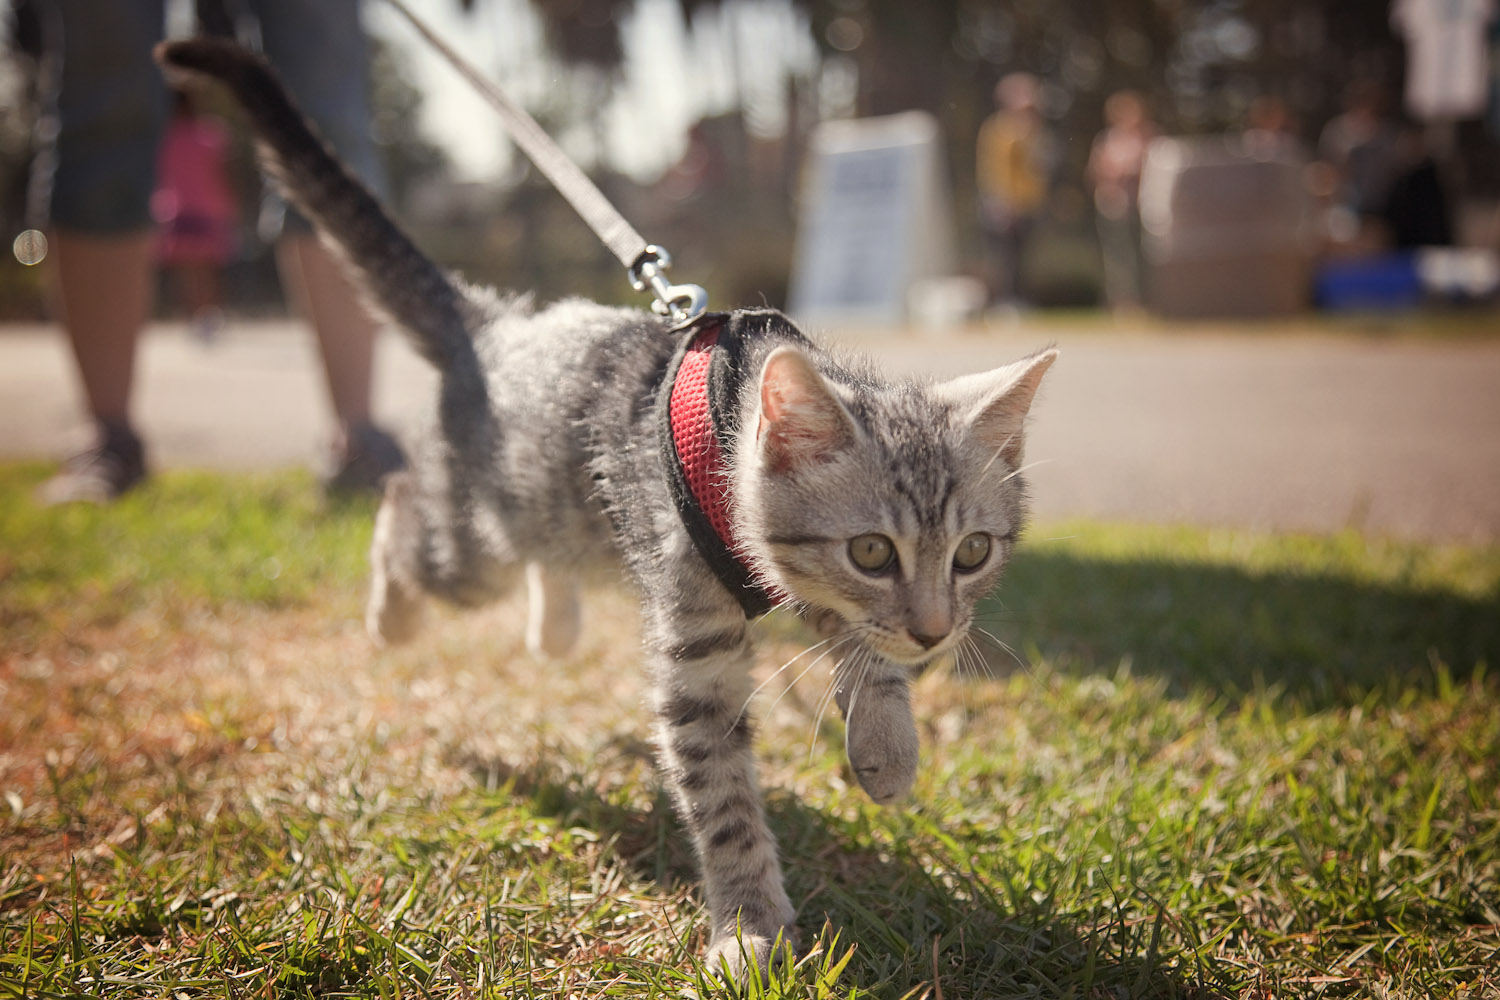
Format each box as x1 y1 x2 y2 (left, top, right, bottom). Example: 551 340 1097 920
908 629 947 650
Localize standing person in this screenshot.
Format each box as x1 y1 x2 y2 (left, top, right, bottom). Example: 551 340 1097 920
153 88 239 341
1317 81 1400 249
1242 95 1304 160
33 0 404 504
1382 122 1455 248
975 72 1054 308
1087 90 1154 313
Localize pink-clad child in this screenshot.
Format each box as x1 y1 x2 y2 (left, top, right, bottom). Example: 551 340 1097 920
151 90 239 338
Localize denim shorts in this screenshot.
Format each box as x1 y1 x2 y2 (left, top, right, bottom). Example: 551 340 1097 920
41 0 386 235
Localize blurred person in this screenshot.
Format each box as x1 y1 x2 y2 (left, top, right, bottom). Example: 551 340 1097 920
976 72 1054 307
1317 81 1401 249
33 0 404 504
1243 95 1304 160
1382 122 1455 248
152 88 238 342
1086 90 1154 312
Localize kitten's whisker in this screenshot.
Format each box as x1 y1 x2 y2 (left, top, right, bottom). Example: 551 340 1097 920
984 456 1052 489
809 643 871 763
977 432 1018 480
815 656 854 764
805 669 843 763
956 635 993 681
960 641 984 704
954 636 984 722
972 625 1026 671
828 649 880 766
733 632 860 737
763 634 862 716
731 631 846 725
759 587 810 618
767 598 810 618
974 422 1051 481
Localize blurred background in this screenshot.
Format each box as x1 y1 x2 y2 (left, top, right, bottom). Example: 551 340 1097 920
2 0 1497 324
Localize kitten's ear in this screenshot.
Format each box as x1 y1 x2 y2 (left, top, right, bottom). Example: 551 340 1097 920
757 346 856 472
939 348 1057 467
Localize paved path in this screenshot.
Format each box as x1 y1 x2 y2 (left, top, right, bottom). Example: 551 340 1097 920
3 319 1498 544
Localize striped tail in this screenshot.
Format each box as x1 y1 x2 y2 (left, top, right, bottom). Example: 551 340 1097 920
155 38 473 372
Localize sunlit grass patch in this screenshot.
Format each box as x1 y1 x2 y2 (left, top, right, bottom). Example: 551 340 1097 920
0 462 374 641
1 466 1496 998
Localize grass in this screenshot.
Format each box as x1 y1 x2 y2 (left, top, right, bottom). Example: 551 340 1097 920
1 462 1497 998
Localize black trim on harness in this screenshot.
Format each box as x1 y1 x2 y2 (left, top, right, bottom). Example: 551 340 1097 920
655 309 814 619
656 314 769 618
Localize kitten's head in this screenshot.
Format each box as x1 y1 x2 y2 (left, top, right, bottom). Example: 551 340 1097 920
735 343 1057 668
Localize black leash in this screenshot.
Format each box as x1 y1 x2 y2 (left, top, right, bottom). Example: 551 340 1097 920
383 0 708 328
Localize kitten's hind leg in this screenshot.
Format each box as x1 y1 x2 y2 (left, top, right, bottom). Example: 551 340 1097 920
367 467 523 645
524 562 580 658
368 474 425 646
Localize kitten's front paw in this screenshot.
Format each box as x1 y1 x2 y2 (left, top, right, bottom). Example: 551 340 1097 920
847 724 919 804
841 682 919 804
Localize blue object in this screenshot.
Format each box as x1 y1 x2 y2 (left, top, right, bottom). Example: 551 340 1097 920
1315 253 1423 310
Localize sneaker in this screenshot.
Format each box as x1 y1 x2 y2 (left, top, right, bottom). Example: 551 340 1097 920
324 422 406 496
38 421 149 505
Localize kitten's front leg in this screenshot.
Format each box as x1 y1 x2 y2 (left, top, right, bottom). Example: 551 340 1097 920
834 655 920 804
650 614 796 976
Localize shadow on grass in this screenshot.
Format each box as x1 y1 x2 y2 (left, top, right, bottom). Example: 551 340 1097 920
451 751 1226 998
984 547 1500 708
770 798 1228 999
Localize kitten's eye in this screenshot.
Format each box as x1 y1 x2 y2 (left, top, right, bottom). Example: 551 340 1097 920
848 534 896 574
953 532 991 572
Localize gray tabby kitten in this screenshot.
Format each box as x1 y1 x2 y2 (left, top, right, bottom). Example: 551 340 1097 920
159 39 1056 975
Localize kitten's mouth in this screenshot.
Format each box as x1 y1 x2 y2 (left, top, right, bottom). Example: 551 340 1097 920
895 624 971 668
881 634 955 668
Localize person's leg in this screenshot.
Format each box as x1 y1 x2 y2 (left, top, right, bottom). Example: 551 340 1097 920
247 0 385 190
1096 211 1137 311
176 259 226 341
250 0 403 490
179 259 221 316
36 231 155 503
274 234 374 429
1007 215 1035 307
275 227 405 494
38 0 166 501
51 231 154 427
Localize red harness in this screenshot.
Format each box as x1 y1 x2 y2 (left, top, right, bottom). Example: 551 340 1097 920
668 324 738 559
660 315 787 617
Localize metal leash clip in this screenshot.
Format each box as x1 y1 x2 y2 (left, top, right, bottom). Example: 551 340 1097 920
628 246 708 329
384 0 711 331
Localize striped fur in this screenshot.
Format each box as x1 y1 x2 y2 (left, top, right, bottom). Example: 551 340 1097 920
157 39 1057 977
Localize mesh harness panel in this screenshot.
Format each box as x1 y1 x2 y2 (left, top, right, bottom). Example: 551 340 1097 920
656 312 802 618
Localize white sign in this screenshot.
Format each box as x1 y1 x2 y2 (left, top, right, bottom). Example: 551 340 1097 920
788 112 955 327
